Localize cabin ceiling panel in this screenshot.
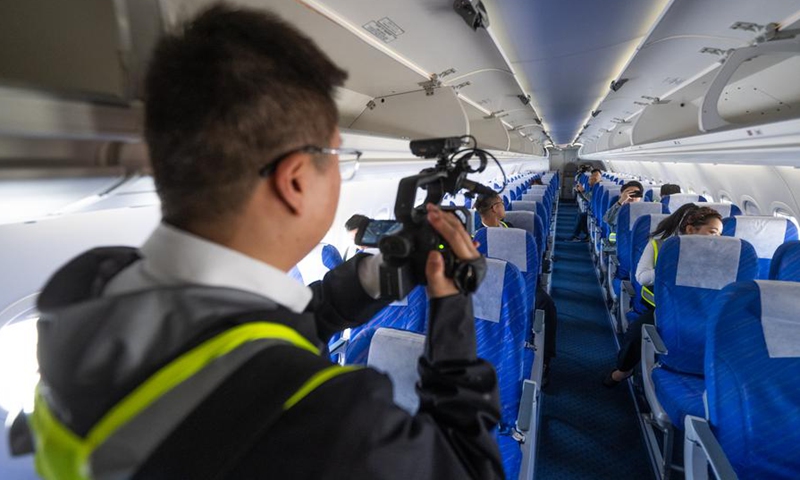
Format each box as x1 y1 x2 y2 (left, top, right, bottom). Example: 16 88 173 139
484 0 669 146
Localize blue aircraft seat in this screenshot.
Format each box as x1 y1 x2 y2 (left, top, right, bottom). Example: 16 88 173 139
294 243 343 284
503 211 546 271
343 286 428 365
722 216 799 279
661 193 707 213
647 236 757 428
474 227 539 314
473 258 528 480
644 185 664 202
366 327 426 414
617 202 665 279
770 240 800 281
510 201 548 229
698 202 742 218
689 280 800 480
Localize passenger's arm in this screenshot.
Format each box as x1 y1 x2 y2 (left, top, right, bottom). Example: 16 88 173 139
636 241 656 286
604 202 621 226
307 253 392 343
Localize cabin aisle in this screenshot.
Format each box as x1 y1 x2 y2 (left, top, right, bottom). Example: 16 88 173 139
536 202 653 479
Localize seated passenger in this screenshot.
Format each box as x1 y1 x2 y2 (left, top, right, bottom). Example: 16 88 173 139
475 191 558 387
343 213 369 260
660 183 681 197
604 205 723 387
603 180 643 233
569 168 602 241
474 192 513 228
532 177 545 186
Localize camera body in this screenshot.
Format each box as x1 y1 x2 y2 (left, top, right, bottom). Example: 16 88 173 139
356 136 495 300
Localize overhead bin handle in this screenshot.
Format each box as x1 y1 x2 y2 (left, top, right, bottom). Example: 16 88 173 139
699 31 800 132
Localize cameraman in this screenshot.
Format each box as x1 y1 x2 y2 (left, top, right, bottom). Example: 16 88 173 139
29 5 502 480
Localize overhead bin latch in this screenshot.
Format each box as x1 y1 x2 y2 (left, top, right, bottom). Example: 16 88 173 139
418 69 457 96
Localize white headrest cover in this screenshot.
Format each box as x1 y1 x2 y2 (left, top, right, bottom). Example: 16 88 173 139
487 228 529 272
732 216 787 259
503 211 535 237
473 258 506 323
629 202 663 228
757 280 800 358
701 203 732 218
667 194 702 212
367 328 425 413
647 214 670 233
512 201 538 213
676 236 742 290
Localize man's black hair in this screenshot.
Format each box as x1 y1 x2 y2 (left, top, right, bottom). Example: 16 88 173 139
621 180 643 194
145 4 348 227
345 214 369 232
591 168 602 175
474 192 501 213
660 184 681 196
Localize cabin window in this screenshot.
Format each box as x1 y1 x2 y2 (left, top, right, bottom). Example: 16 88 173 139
718 192 733 204
0 297 40 415
774 208 800 230
743 199 762 215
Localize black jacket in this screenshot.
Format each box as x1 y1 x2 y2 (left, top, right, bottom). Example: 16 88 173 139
36 248 504 479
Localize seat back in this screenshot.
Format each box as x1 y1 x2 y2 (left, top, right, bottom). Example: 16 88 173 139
655 235 758 375
644 185 664 202
474 228 538 311
722 216 799 279
503 211 545 264
706 280 800 479
661 193 707 213
617 203 665 278
473 258 527 479
770 240 800 281
295 243 343 284
344 286 428 365
367 328 426 414
698 202 742 218
510 201 548 232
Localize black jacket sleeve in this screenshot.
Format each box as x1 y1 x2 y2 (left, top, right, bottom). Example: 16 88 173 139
307 253 392 343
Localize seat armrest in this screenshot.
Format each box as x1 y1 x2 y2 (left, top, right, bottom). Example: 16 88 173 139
533 308 545 335
642 324 671 428
684 416 738 480
622 280 635 296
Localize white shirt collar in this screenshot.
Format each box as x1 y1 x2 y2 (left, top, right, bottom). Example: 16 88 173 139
137 223 313 313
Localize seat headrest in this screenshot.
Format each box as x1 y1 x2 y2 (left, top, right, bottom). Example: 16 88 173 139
502 211 536 236
757 280 800 358
724 216 792 259
367 328 425 413
627 202 664 228
642 214 670 233
487 228 530 272
511 200 537 213
473 258 507 323
662 193 706 212
675 236 744 290
699 202 741 218
522 193 545 202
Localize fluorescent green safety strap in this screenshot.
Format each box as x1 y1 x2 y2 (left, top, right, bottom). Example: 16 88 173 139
30 322 354 480
641 239 660 307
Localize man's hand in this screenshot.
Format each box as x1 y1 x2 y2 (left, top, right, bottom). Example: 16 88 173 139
425 204 481 298
575 184 585 193
619 190 635 205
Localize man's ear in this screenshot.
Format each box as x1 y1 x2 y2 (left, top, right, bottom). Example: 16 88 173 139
271 152 309 215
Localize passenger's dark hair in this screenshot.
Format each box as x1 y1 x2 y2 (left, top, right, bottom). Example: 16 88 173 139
474 192 501 213
532 178 544 185
651 204 722 239
345 214 369 232
621 180 643 194
660 184 681 196
145 4 348 227
591 168 602 175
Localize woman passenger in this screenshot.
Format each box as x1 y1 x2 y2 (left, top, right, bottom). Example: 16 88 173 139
603 205 723 387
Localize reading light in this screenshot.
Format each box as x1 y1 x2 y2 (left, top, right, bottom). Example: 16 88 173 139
610 78 629 92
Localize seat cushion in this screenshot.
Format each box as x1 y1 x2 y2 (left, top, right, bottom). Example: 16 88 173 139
652 367 705 428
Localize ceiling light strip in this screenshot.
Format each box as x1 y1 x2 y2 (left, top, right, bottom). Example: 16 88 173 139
572 0 677 144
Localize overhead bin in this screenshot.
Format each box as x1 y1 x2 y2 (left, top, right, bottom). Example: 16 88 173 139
462 100 510 151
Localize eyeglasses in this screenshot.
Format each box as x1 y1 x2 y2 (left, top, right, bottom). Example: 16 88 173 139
258 145 362 181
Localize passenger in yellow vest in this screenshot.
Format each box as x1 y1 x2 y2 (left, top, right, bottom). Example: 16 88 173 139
474 192 513 229
604 205 723 387
26 6 504 479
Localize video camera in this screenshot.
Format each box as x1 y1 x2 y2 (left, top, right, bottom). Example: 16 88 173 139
355 136 501 300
